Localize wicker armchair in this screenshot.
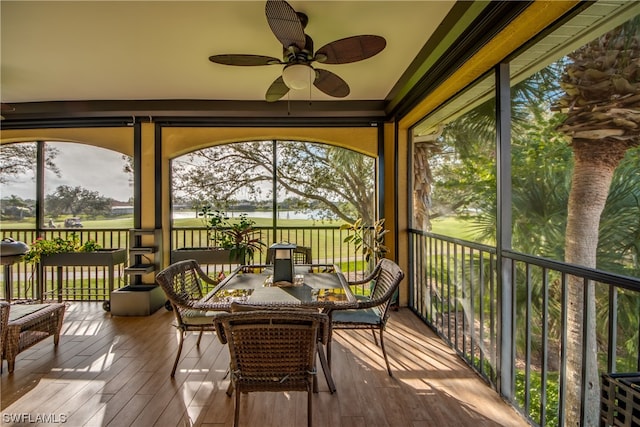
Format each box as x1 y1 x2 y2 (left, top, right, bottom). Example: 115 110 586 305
155 259 226 377
214 310 329 427
0 301 66 374
327 258 404 376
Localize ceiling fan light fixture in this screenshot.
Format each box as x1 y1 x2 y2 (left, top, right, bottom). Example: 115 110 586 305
282 64 314 90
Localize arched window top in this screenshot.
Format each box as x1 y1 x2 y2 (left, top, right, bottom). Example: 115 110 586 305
162 126 379 159
172 139 377 226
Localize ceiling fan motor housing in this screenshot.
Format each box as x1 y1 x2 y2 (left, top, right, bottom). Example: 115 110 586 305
283 35 314 63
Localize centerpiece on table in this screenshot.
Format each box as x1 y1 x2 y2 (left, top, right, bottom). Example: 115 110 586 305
172 206 265 265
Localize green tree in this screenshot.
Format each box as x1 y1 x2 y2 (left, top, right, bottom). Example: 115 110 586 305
0 195 33 219
554 18 640 425
417 17 640 426
0 142 60 183
45 185 112 217
172 140 376 224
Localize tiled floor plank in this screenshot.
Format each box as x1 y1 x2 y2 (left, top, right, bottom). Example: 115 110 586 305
1 303 528 426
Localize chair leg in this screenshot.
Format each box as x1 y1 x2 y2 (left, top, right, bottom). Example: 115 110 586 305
326 322 334 368
171 330 185 377
196 328 204 346
234 386 241 427
379 328 392 377
326 311 334 368
5 351 15 374
307 387 313 427
53 309 64 345
370 326 378 345
316 345 336 393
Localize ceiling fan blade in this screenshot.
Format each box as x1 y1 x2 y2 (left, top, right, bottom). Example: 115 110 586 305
315 35 386 64
0 102 14 119
265 0 306 50
265 76 290 102
209 54 282 66
313 69 350 98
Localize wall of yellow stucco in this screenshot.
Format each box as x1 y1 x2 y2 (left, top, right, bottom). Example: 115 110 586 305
0 127 134 155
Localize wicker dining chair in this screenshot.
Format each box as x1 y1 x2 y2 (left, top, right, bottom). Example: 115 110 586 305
326 258 404 376
229 301 337 393
213 310 328 427
155 259 225 377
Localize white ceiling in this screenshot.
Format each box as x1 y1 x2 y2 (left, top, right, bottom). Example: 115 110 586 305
1 1 456 105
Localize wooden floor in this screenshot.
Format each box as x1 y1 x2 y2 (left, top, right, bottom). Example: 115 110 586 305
1 303 529 427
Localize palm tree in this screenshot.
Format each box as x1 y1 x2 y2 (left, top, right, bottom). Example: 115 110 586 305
417 16 639 425
554 17 640 426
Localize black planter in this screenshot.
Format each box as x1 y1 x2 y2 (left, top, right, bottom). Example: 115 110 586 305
38 249 128 303
40 248 127 266
110 284 165 316
171 247 235 264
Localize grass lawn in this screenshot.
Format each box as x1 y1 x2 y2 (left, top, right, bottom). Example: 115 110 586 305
172 216 344 228
2 215 485 247
429 216 483 242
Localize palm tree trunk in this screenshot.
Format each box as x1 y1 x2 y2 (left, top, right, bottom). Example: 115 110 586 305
413 143 434 231
564 139 628 426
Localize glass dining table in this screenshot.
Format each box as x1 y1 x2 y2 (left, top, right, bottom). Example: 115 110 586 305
204 264 356 307
202 264 357 393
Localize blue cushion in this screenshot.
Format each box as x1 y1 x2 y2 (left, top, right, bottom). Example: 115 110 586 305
8 304 49 322
332 307 381 325
179 308 218 326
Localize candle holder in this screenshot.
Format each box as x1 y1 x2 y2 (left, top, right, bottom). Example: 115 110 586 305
270 242 296 283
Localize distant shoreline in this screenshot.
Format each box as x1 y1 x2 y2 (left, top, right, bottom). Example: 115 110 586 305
172 210 322 220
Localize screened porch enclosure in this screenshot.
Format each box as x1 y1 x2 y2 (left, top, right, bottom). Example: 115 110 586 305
2 1 640 426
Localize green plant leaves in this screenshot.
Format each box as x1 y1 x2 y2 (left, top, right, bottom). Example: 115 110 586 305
23 233 101 264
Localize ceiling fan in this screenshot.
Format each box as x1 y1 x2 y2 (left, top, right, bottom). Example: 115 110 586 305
208 0 386 102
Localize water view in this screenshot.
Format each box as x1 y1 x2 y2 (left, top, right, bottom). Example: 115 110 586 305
172 210 321 220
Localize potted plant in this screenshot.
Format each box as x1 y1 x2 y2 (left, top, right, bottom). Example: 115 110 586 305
172 206 265 265
342 217 397 307
24 233 128 305
24 233 127 266
341 217 389 263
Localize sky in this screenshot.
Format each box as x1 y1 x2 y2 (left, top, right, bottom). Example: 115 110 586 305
2 142 133 202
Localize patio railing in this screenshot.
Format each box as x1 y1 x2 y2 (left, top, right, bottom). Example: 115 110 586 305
3 226 638 424
0 226 370 302
409 229 640 427
171 225 362 264
1 228 131 302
